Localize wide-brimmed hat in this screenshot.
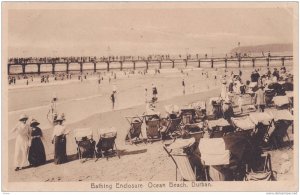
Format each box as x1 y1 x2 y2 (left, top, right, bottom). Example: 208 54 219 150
19 114 28 121
30 119 40 127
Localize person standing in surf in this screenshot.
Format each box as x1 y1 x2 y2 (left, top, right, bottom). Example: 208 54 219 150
110 92 115 109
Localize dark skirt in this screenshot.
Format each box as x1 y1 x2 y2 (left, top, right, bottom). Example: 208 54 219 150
54 135 67 164
28 137 46 166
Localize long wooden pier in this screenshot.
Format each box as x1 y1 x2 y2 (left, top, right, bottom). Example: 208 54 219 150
7 55 293 75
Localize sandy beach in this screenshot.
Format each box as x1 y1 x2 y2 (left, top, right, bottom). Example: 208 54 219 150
7 66 294 182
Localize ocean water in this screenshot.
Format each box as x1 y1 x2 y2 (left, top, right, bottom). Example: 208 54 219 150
7 68 220 135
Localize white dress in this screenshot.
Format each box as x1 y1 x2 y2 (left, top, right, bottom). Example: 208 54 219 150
14 123 31 168
220 84 227 100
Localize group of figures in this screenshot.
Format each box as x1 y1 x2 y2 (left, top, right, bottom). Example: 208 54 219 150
12 113 70 171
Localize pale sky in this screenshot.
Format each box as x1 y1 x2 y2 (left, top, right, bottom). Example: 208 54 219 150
7 5 294 57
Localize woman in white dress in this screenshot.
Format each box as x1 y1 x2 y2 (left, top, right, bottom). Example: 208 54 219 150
12 114 31 171
220 81 227 100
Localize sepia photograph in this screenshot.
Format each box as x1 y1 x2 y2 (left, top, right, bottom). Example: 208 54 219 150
2 2 298 192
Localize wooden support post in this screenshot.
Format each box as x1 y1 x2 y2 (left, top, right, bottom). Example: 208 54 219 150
22 64 26 74
133 61 136 70
93 62 97 72
267 57 270 67
66 62 69 74
172 61 175 68
52 63 55 74
282 57 285 66
184 59 188 67
252 58 255 68
8 64 10 75
120 61 123 71
159 61 162 69
225 59 227 69
80 62 83 73
198 60 201 68
106 61 110 72
37 63 41 75
211 59 214 68
146 61 149 70
238 58 241 68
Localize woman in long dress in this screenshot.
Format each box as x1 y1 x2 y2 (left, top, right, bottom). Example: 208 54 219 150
12 114 31 171
220 81 227 100
52 115 70 164
255 86 266 112
28 119 46 167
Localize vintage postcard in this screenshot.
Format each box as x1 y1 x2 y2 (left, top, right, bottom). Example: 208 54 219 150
2 2 298 192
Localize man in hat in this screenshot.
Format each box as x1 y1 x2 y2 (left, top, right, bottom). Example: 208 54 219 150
11 114 31 171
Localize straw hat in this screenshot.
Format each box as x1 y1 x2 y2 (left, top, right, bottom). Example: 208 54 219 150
30 119 40 127
19 114 28 121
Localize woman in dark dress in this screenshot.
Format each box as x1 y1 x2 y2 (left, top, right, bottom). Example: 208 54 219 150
52 115 70 164
28 119 46 166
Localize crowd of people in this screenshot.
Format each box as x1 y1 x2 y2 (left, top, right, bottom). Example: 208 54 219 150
8 51 273 67
8 67 161 86
219 66 292 115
